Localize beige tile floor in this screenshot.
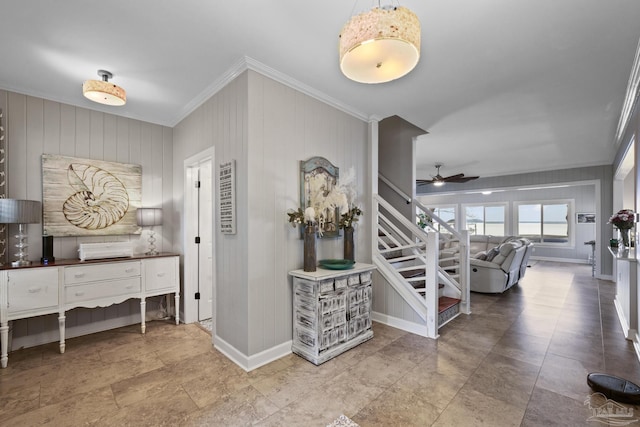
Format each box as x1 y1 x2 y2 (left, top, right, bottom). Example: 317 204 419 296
1 261 639 426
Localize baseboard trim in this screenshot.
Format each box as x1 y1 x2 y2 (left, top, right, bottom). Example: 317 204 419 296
614 298 637 340
530 256 589 264
371 311 431 338
213 334 292 372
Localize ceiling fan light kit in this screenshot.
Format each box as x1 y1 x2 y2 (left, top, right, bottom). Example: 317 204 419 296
339 3 420 84
82 70 126 106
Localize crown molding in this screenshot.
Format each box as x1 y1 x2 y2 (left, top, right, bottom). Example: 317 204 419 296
170 56 371 127
614 37 640 147
170 56 249 127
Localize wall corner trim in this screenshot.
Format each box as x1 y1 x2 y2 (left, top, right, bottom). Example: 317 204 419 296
371 311 429 338
214 334 292 372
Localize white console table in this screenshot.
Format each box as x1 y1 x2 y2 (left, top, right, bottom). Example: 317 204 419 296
0 253 180 368
289 263 375 365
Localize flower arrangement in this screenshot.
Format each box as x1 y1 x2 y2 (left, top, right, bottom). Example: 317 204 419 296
287 166 361 233
608 209 635 230
339 206 362 229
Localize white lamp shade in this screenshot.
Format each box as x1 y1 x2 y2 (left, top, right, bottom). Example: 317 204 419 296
339 6 421 84
136 208 163 227
0 199 41 224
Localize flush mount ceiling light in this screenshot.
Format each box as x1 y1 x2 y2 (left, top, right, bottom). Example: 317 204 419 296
339 2 421 84
82 70 126 106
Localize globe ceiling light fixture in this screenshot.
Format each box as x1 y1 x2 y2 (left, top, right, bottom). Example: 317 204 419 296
339 2 421 84
82 70 126 106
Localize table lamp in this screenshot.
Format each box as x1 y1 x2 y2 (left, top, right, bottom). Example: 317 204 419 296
0 199 42 267
136 208 162 255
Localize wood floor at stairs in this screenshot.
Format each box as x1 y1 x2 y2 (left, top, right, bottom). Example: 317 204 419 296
438 296 461 326
438 296 460 313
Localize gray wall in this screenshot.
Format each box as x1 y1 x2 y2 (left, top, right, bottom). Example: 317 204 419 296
173 72 250 354
378 115 427 210
173 70 370 357
0 90 173 348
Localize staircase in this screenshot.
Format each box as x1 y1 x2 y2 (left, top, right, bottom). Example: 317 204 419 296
373 194 470 338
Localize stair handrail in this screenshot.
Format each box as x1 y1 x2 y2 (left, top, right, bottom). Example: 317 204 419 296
378 173 412 204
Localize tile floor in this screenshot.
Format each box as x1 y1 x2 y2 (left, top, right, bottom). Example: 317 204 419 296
1 261 639 426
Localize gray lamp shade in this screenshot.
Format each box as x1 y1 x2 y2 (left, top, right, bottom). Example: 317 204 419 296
0 199 41 224
136 208 163 227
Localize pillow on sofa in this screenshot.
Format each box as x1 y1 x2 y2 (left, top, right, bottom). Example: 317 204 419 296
485 246 500 262
474 251 488 261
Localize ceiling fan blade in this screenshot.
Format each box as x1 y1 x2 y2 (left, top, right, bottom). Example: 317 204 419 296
447 175 480 183
416 179 435 184
442 173 465 181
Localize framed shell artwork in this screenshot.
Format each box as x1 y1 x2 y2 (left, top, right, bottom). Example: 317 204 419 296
42 154 142 236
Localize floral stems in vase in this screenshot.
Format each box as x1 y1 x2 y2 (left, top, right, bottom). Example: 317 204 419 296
609 209 636 249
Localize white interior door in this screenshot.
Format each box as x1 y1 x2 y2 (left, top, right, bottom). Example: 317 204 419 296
198 160 213 321
184 148 215 325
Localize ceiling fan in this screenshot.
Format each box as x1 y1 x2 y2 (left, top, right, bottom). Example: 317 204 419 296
417 164 479 186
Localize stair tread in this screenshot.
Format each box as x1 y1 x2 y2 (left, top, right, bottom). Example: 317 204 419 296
398 267 426 277
379 243 423 253
438 296 461 313
389 254 418 261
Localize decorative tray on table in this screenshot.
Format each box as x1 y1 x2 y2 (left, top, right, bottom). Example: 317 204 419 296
318 259 355 270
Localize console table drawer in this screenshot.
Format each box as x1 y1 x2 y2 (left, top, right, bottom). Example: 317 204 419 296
65 278 140 304
65 261 140 284
143 258 177 292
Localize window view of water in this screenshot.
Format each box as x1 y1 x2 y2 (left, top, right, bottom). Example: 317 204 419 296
427 203 570 243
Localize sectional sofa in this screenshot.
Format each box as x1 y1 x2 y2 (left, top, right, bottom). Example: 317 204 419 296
441 234 534 294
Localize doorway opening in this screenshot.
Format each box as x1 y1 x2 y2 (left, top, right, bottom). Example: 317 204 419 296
184 148 215 336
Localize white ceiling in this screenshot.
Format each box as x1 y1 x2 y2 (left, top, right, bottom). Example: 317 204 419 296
1 1 639 180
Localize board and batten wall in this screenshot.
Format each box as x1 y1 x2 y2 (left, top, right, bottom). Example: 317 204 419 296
0 89 173 349
172 70 370 367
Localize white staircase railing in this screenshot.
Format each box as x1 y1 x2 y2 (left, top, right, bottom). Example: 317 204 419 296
373 195 469 338
414 199 471 315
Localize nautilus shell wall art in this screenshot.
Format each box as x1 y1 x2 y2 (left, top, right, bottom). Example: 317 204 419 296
42 154 142 237
63 163 129 230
